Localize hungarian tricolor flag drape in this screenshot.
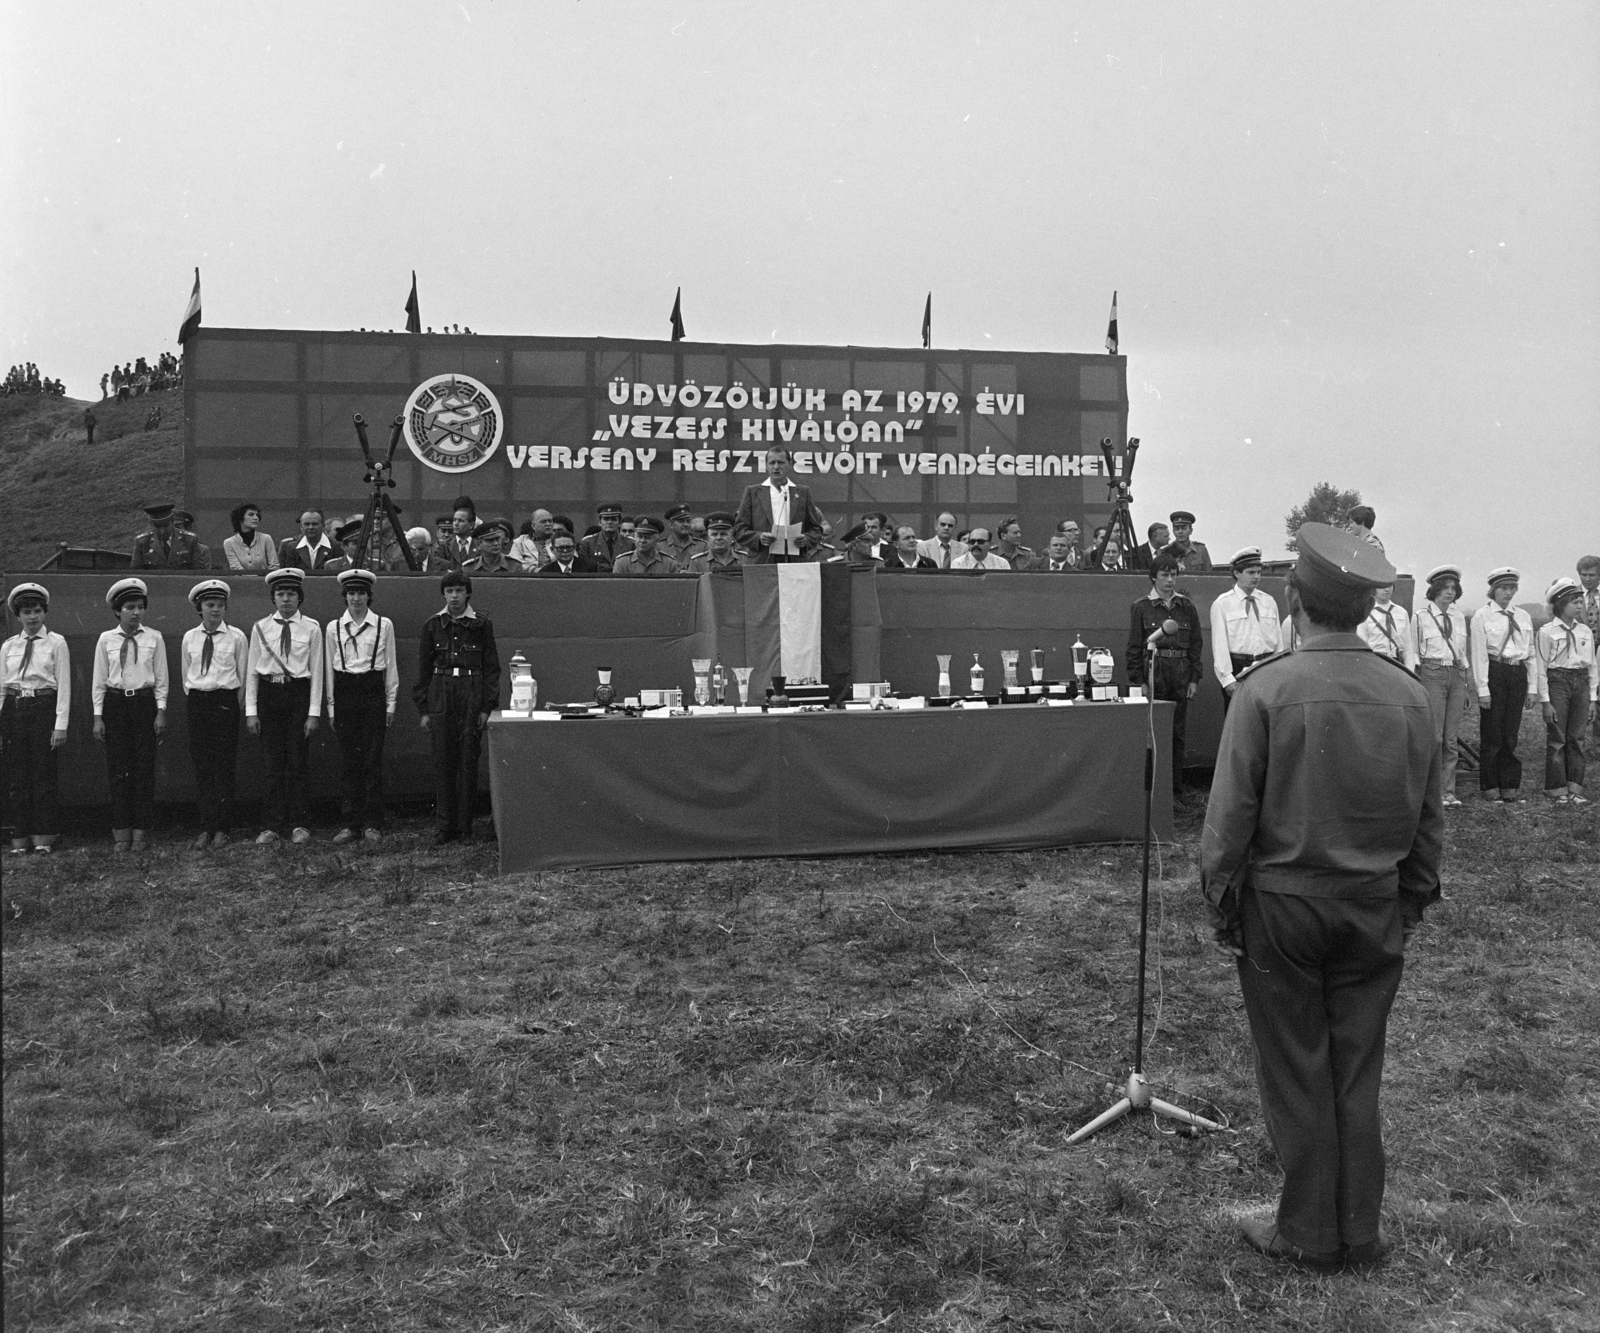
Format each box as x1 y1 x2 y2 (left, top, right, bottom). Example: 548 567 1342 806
1104 291 1118 355
741 563 853 697
404 272 421 334
177 268 201 344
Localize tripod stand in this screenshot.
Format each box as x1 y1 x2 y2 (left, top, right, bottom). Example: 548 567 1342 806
1090 436 1140 569
1066 638 1223 1144
353 414 420 572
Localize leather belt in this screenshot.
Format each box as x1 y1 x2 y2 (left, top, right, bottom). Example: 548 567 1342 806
439 667 481 677
1155 648 1187 658
5 685 57 698
111 686 154 697
262 674 305 685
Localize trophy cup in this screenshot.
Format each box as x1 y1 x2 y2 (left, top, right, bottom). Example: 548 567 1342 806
969 652 985 695
1000 650 1019 689
936 655 952 697
712 661 726 705
1072 635 1089 699
594 668 615 709
1030 646 1045 685
692 658 712 707
508 653 537 715
734 666 753 706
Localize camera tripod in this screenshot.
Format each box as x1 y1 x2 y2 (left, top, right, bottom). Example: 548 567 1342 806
1090 435 1140 568
1065 637 1224 1144
353 414 420 572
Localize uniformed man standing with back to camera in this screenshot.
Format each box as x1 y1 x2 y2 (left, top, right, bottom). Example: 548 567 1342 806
1201 523 1443 1274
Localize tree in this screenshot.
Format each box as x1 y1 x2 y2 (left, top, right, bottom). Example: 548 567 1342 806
1284 482 1362 552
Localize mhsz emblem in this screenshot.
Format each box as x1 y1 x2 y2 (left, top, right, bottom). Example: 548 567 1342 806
403 374 503 473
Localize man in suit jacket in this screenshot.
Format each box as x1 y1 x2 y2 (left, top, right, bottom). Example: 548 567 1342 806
1034 533 1080 573
1130 521 1171 572
916 513 968 569
734 447 826 562
535 532 605 575
882 525 938 570
278 510 337 573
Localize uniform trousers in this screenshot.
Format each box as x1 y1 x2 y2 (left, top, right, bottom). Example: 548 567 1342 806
1544 668 1591 790
1223 652 1272 715
1150 653 1191 791
428 674 484 835
257 677 312 832
332 671 387 829
1419 663 1470 799
186 689 240 833
1478 660 1528 794
103 689 158 830
3 696 59 837
1236 884 1404 1255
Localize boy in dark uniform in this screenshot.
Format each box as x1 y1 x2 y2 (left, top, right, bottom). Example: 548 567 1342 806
2 583 71 854
1201 523 1442 1272
1126 553 1204 791
415 571 501 843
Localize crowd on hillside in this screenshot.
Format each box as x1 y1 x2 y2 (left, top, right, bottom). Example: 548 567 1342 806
102 353 181 401
3 363 66 397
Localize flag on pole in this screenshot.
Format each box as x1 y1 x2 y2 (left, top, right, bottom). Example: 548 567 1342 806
1104 290 1118 355
921 293 932 349
670 287 686 342
404 271 421 334
177 268 202 344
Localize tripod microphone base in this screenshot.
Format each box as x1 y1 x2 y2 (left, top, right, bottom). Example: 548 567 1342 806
1065 1072 1223 1145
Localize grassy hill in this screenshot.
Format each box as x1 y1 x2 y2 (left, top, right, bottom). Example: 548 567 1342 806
0 391 183 573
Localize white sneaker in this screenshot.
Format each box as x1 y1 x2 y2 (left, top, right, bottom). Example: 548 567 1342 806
256 830 279 844
291 827 312 844
332 828 355 844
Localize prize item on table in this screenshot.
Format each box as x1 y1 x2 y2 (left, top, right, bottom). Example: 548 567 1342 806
594 669 615 708
692 658 712 706
1031 646 1045 685
937 654 953 697
733 666 753 706
1072 636 1089 688
1088 647 1118 700
969 653 985 695
712 661 726 705
508 653 537 714
767 675 790 707
1001 649 1020 689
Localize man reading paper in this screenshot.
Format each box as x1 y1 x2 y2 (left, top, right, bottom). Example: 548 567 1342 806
734 446 827 563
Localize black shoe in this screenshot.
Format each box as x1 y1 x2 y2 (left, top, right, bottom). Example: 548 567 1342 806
1344 1229 1392 1268
1240 1218 1343 1273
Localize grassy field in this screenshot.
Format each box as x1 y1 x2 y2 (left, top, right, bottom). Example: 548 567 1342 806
5 733 1597 1331
0 391 183 572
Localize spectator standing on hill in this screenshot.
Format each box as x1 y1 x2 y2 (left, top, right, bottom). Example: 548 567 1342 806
83 407 96 444
223 502 279 573
1201 523 1441 1274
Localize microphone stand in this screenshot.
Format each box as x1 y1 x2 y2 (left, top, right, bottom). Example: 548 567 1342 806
1066 634 1223 1143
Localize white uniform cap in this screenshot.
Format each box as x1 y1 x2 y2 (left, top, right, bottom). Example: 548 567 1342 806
7 582 49 613
1424 564 1462 586
188 578 231 607
1486 567 1519 588
106 577 149 609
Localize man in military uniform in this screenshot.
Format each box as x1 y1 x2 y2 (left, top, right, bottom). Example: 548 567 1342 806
996 518 1035 571
1201 523 1442 1272
685 513 745 573
131 503 206 570
1126 553 1205 792
580 503 633 568
828 523 885 567
1163 510 1213 572
659 503 706 566
461 520 524 576
414 571 501 843
613 517 681 576
322 518 368 574
171 510 212 569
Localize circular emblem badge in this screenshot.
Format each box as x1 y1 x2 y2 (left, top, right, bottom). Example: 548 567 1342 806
402 374 503 473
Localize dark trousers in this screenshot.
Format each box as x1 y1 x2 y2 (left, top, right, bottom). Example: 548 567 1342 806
333 672 387 829
1222 653 1270 716
1545 668 1591 790
103 690 158 830
1237 885 1404 1254
3 697 59 837
1151 655 1190 791
257 677 311 832
1478 659 1528 793
187 689 240 834
429 676 483 835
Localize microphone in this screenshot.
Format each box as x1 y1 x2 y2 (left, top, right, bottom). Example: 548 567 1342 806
1146 618 1180 652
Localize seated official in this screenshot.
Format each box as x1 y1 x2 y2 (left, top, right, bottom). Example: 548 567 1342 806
882 526 937 570
827 523 884 567
613 517 682 576
537 533 605 575
223 501 279 572
173 511 213 569
1090 536 1130 572
951 528 1011 570
996 518 1035 571
404 526 452 574
1035 533 1081 573
461 520 524 575
322 517 368 574
685 513 746 572
278 510 336 572
510 509 557 571
660 503 707 566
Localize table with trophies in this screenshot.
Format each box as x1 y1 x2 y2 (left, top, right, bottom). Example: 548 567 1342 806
486 643 1175 874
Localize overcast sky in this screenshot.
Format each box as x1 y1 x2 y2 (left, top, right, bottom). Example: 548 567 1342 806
4 0 1596 593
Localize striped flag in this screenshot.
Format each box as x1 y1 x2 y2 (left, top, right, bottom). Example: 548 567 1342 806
178 268 201 344
740 563 853 699
1104 290 1118 355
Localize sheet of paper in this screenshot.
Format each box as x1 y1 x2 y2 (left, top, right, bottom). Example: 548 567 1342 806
769 521 803 556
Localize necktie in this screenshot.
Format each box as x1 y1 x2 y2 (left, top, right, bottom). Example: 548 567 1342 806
201 629 218 674
119 630 138 668
940 543 950 569
1502 610 1519 645
1245 593 1259 620
1381 607 1398 654
277 618 293 662
20 634 38 673
1566 627 1579 664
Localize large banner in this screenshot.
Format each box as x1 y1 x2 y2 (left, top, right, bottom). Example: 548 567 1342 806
183 329 1127 547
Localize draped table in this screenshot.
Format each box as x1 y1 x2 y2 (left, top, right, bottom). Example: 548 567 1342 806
487 700 1173 873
